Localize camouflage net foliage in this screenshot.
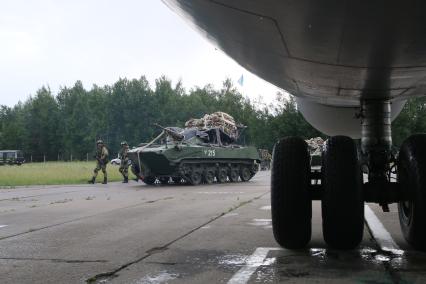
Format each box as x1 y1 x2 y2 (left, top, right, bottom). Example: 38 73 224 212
185 112 239 139
258 149 272 160
305 137 325 155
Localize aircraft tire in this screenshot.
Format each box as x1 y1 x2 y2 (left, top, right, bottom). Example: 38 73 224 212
398 134 426 250
271 137 311 249
322 136 363 249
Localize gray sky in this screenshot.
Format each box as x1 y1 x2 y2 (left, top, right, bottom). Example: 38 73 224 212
0 0 282 107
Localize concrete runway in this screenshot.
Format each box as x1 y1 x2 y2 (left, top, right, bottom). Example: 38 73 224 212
0 172 425 283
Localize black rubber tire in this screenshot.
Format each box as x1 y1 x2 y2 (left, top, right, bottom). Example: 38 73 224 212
322 136 363 249
172 177 182 184
217 168 228 183
271 137 311 249
142 176 156 185
229 169 239 182
240 167 251 182
397 134 426 250
203 169 215 184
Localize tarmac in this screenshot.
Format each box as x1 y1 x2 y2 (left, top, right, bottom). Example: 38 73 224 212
0 171 425 283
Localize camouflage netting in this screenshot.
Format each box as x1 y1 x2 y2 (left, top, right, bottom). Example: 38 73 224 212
185 112 239 139
305 137 325 155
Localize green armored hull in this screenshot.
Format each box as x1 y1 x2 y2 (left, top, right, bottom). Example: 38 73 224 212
128 127 260 185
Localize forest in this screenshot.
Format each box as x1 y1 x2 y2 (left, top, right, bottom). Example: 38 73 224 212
0 76 425 161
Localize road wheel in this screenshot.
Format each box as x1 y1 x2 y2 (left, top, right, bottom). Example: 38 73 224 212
240 167 251 182
229 168 239 182
190 171 202 185
398 134 426 250
143 176 156 185
159 177 169 185
203 169 215 184
322 136 363 249
217 167 228 183
271 137 311 249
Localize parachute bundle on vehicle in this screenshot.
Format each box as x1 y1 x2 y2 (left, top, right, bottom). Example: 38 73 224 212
128 112 260 185
185 112 241 141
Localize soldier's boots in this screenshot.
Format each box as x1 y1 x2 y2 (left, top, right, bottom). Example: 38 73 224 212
102 177 108 184
88 177 95 184
122 177 128 183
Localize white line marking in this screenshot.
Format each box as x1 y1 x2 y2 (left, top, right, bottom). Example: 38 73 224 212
259 205 271 210
364 205 403 255
227 247 281 284
0 225 7 228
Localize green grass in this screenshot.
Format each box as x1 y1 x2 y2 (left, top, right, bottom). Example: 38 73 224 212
0 161 135 187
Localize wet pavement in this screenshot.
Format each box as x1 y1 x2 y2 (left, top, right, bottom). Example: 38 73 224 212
0 172 425 283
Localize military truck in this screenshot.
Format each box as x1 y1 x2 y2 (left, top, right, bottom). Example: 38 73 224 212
0 150 25 165
128 112 260 185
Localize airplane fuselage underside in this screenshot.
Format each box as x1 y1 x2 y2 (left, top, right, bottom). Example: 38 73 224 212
164 0 426 106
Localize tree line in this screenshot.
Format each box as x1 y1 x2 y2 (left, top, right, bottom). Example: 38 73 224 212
0 75 424 161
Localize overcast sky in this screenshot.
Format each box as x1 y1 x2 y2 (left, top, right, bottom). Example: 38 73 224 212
0 0 283 107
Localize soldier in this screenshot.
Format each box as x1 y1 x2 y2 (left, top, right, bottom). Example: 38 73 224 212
118 141 130 183
88 140 109 184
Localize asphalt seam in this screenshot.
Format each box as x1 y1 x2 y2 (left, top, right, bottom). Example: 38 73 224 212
0 190 84 202
85 191 269 283
0 257 107 263
0 196 175 241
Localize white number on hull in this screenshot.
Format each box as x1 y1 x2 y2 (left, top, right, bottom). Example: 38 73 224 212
203 149 216 157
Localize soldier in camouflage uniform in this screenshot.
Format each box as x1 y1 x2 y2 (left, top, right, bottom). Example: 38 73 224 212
118 141 130 183
88 140 109 184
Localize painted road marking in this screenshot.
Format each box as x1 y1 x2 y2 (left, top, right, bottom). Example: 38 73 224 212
364 205 403 255
259 205 271 210
227 247 281 284
228 206 402 283
0 225 8 228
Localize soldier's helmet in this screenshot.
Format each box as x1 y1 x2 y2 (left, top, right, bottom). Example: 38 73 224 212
96 139 104 144
120 141 128 146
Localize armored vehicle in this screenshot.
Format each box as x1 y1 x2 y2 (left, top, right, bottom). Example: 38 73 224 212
128 113 260 185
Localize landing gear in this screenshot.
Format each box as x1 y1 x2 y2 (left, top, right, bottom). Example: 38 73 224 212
322 136 364 249
271 137 311 249
271 99 411 250
397 134 426 250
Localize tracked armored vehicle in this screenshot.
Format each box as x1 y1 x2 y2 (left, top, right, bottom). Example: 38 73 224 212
128 113 260 185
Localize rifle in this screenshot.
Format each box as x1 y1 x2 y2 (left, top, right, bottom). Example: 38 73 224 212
94 156 106 165
153 123 184 142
